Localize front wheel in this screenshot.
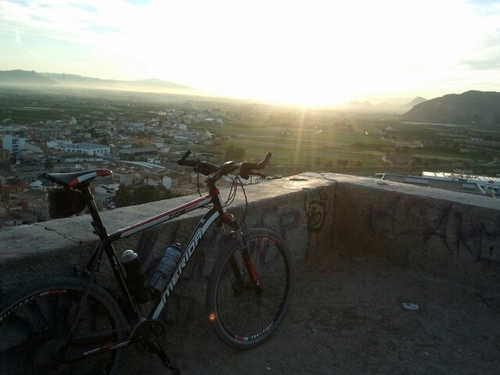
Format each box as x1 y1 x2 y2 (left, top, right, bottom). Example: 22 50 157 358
0 277 128 375
207 228 295 349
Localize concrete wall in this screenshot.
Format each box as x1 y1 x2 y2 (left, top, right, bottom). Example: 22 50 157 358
1 173 499 322
329 173 500 292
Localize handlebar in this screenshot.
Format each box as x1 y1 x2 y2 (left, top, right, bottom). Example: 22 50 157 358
177 150 272 181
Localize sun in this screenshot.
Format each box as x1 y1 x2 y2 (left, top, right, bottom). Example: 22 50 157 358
249 83 352 108
219 79 353 108
265 88 351 108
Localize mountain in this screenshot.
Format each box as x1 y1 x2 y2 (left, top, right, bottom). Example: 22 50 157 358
403 96 427 109
400 90 500 126
345 100 373 109
0 70 196 94
0 70 58 85
343 97 427 113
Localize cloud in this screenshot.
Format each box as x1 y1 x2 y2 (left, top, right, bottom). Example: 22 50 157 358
24 49 44 60
460 58 500 71
458 29 500 71
1 0 500 101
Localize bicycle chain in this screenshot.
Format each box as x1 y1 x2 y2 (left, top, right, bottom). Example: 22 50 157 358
133 320 166 355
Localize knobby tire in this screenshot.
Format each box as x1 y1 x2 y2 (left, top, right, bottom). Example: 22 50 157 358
206 228 295 349
0 277 128 375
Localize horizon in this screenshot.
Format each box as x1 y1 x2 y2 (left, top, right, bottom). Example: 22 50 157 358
1 0 500 107
0 68 431 106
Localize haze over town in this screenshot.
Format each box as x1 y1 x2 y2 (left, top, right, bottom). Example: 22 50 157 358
1 0 500 106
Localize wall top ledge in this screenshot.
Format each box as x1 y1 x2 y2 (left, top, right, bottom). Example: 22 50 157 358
1 172 498 264
0 174 329 263
321 173 500 210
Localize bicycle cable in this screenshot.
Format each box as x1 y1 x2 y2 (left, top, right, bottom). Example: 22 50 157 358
226 174 249 225
194 170 249 225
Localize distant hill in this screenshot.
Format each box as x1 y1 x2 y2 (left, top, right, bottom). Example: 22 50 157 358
400 90 500 126
403 96 427 109
0 70 58 85
0 70 196 94
344 96 427 113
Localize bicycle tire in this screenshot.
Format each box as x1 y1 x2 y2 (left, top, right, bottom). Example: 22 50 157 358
206 228 295 349
0 277 128 375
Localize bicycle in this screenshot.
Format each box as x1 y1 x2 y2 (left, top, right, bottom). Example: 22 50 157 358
0 150 296 375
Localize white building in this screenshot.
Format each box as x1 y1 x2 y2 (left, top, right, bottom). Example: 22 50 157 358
63 143 110 156
162 175 172 189
46 140 65 149
2 135 25 155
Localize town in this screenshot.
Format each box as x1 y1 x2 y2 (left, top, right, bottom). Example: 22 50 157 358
0 86 260 227
2 85 500 227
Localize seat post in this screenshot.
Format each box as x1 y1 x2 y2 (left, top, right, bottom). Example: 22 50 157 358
78 183 110 240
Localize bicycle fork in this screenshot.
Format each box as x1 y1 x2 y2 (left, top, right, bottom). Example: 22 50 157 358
232 231 263 297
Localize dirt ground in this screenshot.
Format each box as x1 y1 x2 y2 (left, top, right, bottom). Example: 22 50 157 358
119 252 500 375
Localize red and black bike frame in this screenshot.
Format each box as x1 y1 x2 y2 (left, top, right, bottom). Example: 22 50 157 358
67 178 258 361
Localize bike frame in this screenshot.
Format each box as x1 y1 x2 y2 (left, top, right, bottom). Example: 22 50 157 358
79 183 241 329
59 183 245 364
34 153 273 370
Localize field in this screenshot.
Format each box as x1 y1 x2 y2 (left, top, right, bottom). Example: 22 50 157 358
187 111 500 177
3 85 500 178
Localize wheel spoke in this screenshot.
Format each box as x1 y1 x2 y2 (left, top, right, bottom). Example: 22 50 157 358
207 229 295 348
0 278 127 375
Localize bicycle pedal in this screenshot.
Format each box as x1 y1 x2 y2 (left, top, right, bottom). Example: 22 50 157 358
168 363 181 375
142 332 180 374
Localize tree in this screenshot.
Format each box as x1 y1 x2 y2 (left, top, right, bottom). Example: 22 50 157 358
114 184 135 208
225 145 245 161
114 184 173 208
44 159 54 171
133 185 161 205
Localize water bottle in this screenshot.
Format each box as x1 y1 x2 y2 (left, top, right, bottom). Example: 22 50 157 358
121 250 150 303
149 243 182 292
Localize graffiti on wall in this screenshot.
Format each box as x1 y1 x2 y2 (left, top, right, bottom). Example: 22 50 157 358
304 184 336 258
304 188 332 233
367 199 500 263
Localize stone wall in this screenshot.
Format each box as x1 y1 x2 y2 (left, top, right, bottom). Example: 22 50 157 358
329 173 500 292
1 173 499 322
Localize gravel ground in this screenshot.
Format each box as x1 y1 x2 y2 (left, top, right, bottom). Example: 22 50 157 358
118 252 500 375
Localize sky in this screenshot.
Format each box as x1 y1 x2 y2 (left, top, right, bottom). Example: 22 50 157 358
1 0 500 106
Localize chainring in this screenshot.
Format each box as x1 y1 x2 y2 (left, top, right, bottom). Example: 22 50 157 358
133 320 167 355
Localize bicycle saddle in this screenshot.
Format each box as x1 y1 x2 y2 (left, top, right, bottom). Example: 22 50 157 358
43 169 112 188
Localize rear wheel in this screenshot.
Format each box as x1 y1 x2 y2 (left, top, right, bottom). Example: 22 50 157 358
0 277 128 375
207 228 295 349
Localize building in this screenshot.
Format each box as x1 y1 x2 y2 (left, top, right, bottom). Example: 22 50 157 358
170 185 202 196
0 148 10 163
2 135 25 155
118 147 157 156
92 191 115 210
0 183 28 200
112 171 137 186
377 171 500 197
8 189 50 221
63 143 110 156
